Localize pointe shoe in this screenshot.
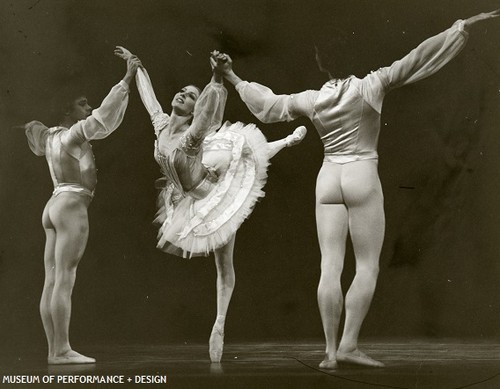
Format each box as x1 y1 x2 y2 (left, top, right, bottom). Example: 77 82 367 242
336 350 384 368
209 326 224 363
48 350 96 365
285 126 307 147
319 358 338 370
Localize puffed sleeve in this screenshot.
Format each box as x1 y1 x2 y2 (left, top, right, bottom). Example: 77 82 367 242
25 120 49 156
188 82 228 139
136 67 170 137
235 81 316 123
376 20 469 91
67 80 130 144
355 20 469 114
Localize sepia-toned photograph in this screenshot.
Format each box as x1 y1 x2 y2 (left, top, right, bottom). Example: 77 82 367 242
1 0 499 387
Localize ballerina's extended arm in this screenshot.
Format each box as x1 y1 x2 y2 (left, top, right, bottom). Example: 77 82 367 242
115 46 167 136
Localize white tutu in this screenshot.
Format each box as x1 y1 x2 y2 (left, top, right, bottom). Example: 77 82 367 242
154 121 270 258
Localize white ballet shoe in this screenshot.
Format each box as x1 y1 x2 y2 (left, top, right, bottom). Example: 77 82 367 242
285 126 307 147
48 350 96 365
209 325 224 363
319 358 338 370
336 350 384 367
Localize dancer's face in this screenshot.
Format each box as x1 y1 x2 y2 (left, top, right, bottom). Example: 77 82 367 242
68 96 92 122
171 85 200 116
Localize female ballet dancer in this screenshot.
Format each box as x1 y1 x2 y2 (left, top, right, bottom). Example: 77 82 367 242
214 10 500 368
114 47 306 363
25 54 141 364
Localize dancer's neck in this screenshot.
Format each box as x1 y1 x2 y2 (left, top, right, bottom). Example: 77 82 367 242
168 114 192 135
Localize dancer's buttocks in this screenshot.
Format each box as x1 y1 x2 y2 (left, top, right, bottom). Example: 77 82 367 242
42 191 91 230
316 159 382 205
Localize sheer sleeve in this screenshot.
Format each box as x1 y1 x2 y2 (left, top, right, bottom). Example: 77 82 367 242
25 120 49 156
65 80 130 145
136 67 169 137
186 82 227 141
235 81 316 123
376 20 469 91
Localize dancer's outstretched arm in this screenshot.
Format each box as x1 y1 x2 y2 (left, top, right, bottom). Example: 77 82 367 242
214 10 499 123
211 51 315 124
185 54 228 142
353 9 499 113
114 46 167 136
377 10 499 91
65 54 140 145
25 54 139 156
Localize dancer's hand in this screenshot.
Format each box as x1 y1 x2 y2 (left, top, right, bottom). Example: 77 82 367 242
114 46 134 61
126 56 142 74
464 9 500 28
123 55 142 84
210 51 242 87
210 50 233 75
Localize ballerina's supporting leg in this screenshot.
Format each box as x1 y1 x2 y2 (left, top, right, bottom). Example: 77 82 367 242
206 124 307 363
266 126 307 159
210 235 236 363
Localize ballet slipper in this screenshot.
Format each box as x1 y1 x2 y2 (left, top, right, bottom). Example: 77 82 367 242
208 325 224 363
48 350 96 365
319 358 338 370
336 350 384 367
285 126 307 147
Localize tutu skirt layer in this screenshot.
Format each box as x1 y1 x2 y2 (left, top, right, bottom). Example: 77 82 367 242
154 121 270 258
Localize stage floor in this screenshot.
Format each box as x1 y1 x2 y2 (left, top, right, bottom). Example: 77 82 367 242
1 342 499 388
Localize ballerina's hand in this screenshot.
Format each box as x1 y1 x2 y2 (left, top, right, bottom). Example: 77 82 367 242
114 46 134 61
210 51 232 75
464 9 500 27
126 55 142 75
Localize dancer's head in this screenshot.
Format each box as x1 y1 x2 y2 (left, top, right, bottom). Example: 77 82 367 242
51 87 92 127
65 96 92 123
171 85 201 117
313 25 386 80
314 29 352 80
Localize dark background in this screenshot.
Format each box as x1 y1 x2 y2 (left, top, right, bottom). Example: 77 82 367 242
1 0 499 353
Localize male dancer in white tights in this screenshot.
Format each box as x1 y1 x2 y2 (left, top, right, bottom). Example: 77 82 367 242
214 10 499 368
25 54 141 364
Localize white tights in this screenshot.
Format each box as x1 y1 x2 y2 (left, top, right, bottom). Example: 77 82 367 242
315 160 384 360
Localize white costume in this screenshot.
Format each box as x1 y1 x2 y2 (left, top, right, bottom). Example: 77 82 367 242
136 69 270 257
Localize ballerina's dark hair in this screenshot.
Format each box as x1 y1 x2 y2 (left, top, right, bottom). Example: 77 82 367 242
188 84 202 95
